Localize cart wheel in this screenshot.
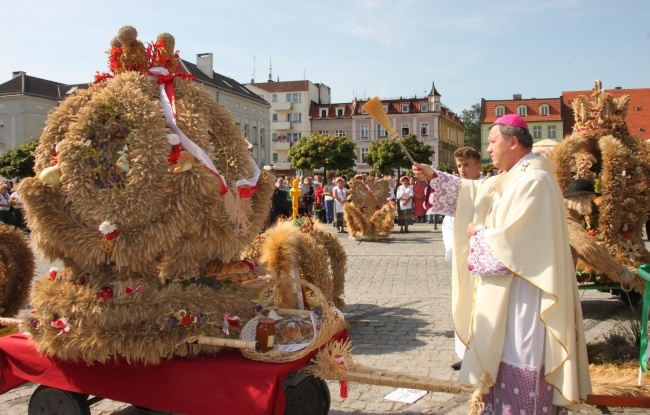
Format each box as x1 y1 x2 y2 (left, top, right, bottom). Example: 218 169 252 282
28 385 91 415
284 375 330 415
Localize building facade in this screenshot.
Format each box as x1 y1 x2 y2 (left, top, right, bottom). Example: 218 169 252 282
0 71 73 154
180 54 271 168
310 83 464 172
480 95 563 164
245 79 331 173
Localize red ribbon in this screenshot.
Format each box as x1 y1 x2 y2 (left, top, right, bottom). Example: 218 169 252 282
334 354 349 398
94 72 114 84
153 72 196 120
238 185 259 199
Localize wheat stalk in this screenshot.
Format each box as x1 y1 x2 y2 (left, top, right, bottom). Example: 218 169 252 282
362 97 416 164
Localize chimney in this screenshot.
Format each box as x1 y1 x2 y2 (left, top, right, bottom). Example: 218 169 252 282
12 71 26 79
196 53 213 79
513 94 522 100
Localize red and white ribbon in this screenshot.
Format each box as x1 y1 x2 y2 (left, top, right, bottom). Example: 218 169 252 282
148 67 228 195
335 354 349 398
236 154 261 199
51 318 70 336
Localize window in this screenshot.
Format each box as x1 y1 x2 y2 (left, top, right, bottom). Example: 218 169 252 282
360 124 369 138
401 122 410 137
361 108 367 114
335 130 346 137
260 129 265 146
540 104 549 116
287 113 301 122
377 125 387 137
496 106 505 117
272 133 278 141
318 130 329 136
286 93 301 103
548 125 556 138
421 104 429 112
382 105 388 113
252 126 258 144
287 132 301 142
272 153 278 162
272 114 278 122
336 108 345 118
361 147 368 162
320 109 328 118
420 122 429 136
401 104 409 113
244 125 248 138
533 126 542 139
518 105 527 117
272 94 278 102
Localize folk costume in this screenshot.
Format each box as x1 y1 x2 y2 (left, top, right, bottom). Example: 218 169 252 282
426 152 591 413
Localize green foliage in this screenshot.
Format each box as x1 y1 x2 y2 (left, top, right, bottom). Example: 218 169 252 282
288 133 356 178
0 140 38 179
366 134 433 174
402 134 434 164
437 165 452 173
461 103 481 151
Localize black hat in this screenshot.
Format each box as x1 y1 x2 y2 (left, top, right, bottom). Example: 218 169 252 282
564 178 598 197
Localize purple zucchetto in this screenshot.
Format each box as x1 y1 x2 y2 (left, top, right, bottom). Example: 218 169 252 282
493 114 529 130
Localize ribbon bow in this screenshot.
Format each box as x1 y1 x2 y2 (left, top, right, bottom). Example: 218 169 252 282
51 318 71 336
335 354 349 398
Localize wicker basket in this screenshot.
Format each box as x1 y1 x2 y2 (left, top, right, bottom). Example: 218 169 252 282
241 278 346 363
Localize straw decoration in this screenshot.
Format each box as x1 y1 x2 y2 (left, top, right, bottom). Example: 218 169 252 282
362 97 416 164
308 340 475 395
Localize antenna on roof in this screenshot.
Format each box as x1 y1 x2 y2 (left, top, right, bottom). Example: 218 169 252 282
251 56 256 83
303 69 306 81
268 57 272 82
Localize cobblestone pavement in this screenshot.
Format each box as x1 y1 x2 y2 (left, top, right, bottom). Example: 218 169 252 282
1 223 648 414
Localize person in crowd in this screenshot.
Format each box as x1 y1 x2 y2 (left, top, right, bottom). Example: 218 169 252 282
425 206 438 229
314 180 325 221
0 185 11 225
412 176 426 223
332 177 348 233
323 175 336 224
298 177 314 216
10 184 24 229
275 176 287 190
413 114 590 413
439 147 484 371
395 176 413 233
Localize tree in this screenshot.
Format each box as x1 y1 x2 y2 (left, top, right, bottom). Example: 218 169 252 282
461 103 481 151
0 140 38 179
288 133 356 178
365 134 433 175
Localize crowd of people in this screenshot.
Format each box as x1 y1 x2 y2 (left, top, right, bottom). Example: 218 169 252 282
0 180 25 230
271 172 449 231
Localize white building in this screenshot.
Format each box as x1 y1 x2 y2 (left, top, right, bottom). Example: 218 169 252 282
246 79 331 174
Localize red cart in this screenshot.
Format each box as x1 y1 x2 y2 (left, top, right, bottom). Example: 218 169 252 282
0 331 346 415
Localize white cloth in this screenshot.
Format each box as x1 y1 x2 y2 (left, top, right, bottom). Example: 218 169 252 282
395 185 413 210
332 186 347 213
10 192 23 209
441 216 454 264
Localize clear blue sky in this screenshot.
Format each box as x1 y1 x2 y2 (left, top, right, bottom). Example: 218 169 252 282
3 0 648 115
